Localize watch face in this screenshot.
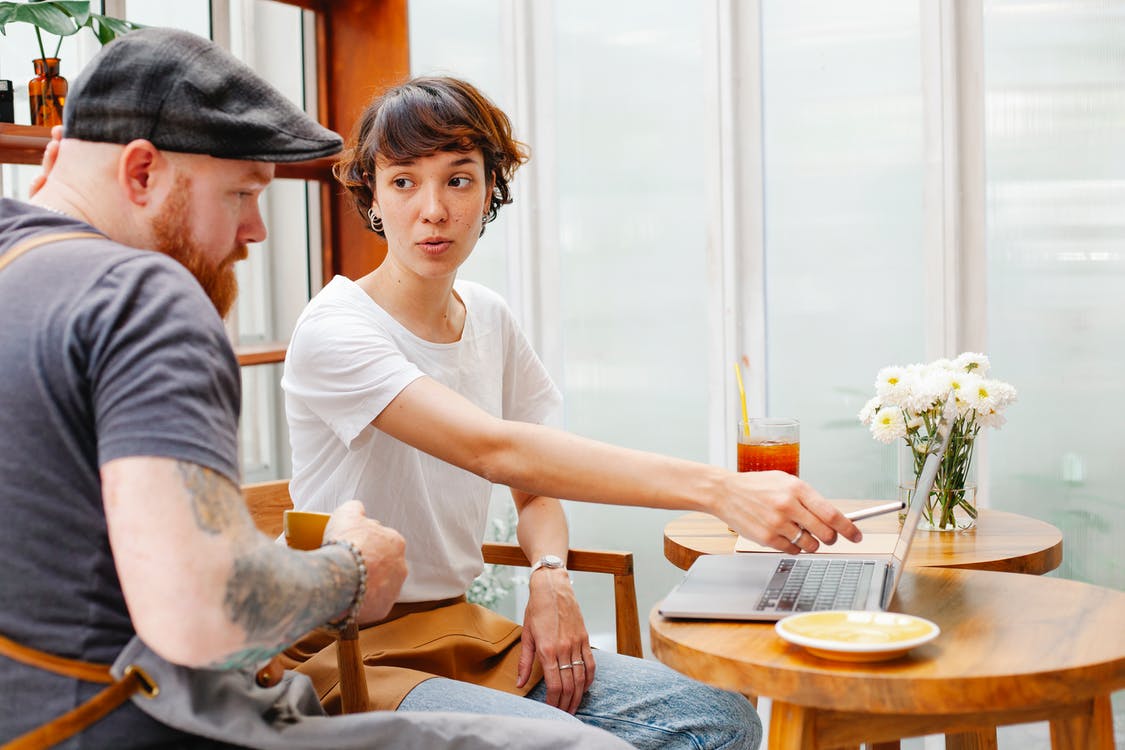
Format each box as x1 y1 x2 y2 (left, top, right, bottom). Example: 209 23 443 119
543 554 564 567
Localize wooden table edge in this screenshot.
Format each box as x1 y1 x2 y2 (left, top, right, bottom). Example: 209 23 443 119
663 507 1063 575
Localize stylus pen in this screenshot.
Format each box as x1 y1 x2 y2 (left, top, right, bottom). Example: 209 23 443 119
844 500 906 522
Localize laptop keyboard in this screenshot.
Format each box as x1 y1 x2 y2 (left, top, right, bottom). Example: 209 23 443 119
755 558 877 612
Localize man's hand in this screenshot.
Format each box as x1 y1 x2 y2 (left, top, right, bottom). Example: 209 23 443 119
718 470 863 554
516 567 595 714
28 125 62 197
324 500 407 624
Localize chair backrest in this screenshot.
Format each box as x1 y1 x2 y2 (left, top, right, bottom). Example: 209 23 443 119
241 479 643 658
243 479 293 537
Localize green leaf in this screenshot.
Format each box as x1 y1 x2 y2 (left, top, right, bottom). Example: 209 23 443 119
0 2 140 46
11 3 81 36
89 13 143 41
54 1 90 26
28 2 92 25
89 15 112 44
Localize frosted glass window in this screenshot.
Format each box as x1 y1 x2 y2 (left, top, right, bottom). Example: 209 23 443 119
408 0 711 641
409 0 510 298
984 0 1125 591
229 3 317 482
124 1 210 38
551 0 709 644
761 0 924 498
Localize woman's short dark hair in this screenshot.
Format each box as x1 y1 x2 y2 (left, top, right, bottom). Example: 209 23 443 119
333 76 529 237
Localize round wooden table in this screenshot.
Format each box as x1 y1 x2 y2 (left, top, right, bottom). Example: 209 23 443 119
651 567 1125 749
664 501 1063 575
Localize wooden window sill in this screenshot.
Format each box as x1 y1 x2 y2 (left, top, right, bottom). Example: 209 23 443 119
0 124 334 181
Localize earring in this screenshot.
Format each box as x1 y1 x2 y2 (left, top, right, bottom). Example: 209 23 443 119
367 206 383 233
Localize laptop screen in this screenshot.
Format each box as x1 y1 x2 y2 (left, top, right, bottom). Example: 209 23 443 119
881 395 958 607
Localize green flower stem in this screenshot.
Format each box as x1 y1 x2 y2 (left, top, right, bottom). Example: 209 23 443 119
905 410 980 530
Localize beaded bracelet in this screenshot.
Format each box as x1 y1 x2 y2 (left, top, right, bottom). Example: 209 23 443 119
322 538 367 630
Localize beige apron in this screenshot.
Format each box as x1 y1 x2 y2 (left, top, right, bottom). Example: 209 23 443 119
280 596 544 713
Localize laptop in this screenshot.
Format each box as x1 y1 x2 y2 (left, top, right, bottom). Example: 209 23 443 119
658 396 957 622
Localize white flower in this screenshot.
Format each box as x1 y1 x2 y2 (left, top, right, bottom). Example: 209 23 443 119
927 358 957 374
951 373 983 416
988 380 1018 409
874 366 911 406
861 354 1014 442
975 408 1007 429
864 357 1017 440
963 376 997 413
861 353 1014 531
870 407 907 444
954 352 991 375
910 370 953 413
857 396 881 425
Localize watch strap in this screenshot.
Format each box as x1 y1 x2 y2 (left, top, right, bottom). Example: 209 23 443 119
529 555 566 576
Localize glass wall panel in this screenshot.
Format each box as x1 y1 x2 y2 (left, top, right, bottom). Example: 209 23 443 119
124 0 210 38
408 0 518 618
984 0 1125 591
551 0 709 647
409 0 711 642
761 0 924 498
233 4 315 481
409 0 510 297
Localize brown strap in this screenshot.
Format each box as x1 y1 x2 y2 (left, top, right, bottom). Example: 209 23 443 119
0 632 159 750
376 595 466 625
0 230 104 274
0 632 112 684
1 667 154 750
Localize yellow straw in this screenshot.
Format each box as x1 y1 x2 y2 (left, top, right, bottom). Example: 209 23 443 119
734 362 750 431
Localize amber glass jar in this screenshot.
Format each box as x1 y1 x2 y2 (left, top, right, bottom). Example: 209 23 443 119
29 58 67 127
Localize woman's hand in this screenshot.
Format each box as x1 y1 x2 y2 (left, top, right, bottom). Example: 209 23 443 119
516 567 596 714
719 470 863 554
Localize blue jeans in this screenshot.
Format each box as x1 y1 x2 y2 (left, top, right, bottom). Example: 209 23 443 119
398 649 761 750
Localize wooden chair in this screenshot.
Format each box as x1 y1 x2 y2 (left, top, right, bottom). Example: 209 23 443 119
242 479 643 713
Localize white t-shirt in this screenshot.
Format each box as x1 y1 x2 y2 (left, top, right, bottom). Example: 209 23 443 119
282 277 562 601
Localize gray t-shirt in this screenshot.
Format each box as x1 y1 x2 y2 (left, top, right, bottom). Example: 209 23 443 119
0 200 241 748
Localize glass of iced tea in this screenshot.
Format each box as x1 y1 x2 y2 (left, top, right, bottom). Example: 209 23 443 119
737 418 800 476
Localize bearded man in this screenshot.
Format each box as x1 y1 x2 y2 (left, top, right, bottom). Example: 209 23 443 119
0 27 628 750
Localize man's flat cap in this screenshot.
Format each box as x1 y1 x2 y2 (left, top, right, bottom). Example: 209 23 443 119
63 27 342 163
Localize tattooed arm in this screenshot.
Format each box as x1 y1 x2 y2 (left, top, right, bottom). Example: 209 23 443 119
101 456 407 669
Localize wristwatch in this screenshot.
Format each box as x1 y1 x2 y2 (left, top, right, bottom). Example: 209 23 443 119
529 554 566 576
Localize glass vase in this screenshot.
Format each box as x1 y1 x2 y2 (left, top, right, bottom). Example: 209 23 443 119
898 430 978 532
898 482 978 531
29 58 67 127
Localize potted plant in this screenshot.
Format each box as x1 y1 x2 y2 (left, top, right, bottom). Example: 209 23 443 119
0 1 142 126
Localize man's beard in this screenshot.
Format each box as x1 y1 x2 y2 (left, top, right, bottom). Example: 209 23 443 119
152 175 247 318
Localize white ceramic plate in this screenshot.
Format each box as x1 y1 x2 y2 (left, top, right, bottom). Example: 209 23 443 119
775 610 940 662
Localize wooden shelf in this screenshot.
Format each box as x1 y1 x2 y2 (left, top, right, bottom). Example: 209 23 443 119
0 124 54 165
235 342 288 367
0 123 334 181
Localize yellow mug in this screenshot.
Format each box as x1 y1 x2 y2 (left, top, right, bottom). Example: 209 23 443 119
283 510 331 551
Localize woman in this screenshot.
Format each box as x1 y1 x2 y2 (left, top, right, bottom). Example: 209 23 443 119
281 76 861 750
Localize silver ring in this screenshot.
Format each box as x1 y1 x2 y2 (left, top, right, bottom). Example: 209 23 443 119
558 663 573 670
571 660 585 667
789 528 805 545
